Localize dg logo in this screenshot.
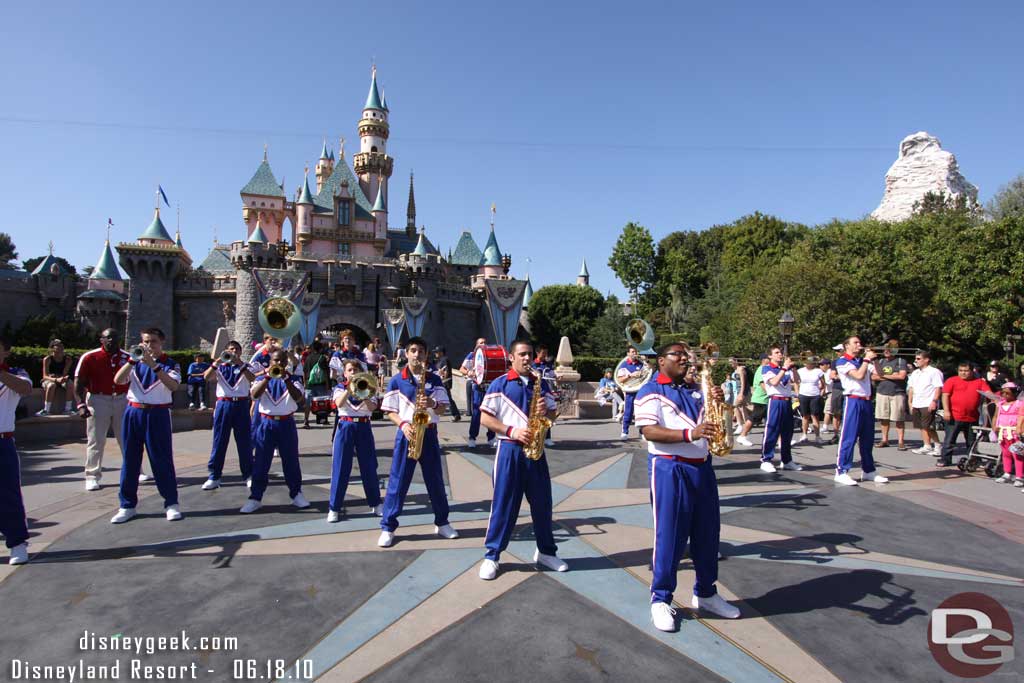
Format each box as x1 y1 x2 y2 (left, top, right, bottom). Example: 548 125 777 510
928 592 1014 678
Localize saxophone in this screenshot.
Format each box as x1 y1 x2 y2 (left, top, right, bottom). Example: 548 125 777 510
699 342 734 457
523 371 553 461
407 364 431 461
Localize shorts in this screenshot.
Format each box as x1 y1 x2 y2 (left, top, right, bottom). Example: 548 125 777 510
798 395 824 419
749 402 767 423
42 378 67 389
911 407 935 429
875 393 908 421
828 392 844 416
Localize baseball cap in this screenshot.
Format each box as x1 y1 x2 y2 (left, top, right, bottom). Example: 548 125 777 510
832 344 843 351
990 360 999 366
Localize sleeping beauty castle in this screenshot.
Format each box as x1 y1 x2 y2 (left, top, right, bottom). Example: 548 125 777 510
25 68 523 359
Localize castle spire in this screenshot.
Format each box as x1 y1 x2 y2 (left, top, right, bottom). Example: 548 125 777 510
319 138 329 160
297 167 314 205
372 175 387 213
91 238 122 281
413 228 428 257
406 171 416 237
365 64 384 110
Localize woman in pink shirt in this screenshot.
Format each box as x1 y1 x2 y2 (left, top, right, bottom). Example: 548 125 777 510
992 382 1024 486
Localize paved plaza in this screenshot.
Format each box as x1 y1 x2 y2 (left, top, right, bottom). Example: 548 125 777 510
2 416 1022 682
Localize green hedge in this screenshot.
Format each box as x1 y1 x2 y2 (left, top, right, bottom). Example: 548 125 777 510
572 356 621 381
10 346 208 385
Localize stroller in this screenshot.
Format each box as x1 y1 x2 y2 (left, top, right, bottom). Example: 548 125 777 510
956 425 1004 477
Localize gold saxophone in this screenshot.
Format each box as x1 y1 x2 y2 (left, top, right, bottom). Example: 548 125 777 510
523 371 554 461
699 342 734 457
407 364 431 461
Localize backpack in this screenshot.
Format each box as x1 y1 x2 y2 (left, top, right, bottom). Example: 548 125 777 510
307 354 326 386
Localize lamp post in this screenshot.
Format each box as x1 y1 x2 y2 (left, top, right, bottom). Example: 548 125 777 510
778 311 795 358
1003 338 1012 363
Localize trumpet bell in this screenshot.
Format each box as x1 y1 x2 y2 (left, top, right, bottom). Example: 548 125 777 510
220 351 234 363
258 296 303 342
267 365 287 379
129 345 146 362
350 372 378 400
624 319 656 356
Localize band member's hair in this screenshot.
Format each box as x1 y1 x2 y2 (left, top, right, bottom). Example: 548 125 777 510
656 341 689 358
0 336 10 352
509 339 533 353
627 345 637 352
842 335 860 349
406 336 428 351
342 359 362 371
141 327 166 341
227 340 242 350
101 328 118 339
339 329 353 340
917 349 931 360
271 348 289 362
768 345 782 354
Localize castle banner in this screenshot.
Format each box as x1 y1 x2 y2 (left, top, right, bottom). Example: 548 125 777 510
484 279 527 350
298 293 323 346
400 297 428 338
383 308 405 354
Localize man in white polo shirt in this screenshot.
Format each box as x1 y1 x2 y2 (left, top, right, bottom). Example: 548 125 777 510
907 350 944 456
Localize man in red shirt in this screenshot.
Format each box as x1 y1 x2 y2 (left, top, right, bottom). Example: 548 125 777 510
74 329 149 490
938 361 988 467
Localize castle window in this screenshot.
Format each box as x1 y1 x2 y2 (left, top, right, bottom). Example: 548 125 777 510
371 146 378 153
338 242 350 257
338 201 351 226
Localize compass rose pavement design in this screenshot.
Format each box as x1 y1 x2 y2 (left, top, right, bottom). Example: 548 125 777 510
1 419 1022 682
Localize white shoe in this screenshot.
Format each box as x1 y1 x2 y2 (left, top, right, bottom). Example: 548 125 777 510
759 461 777 473
911 446 931 455
85 479 100 492
369 504 383 516
862 471 889 484
378 530 395 547
533 549 568 572
736 436 753 447
201 478 221 491
619 433 629 441
994 473 1012 483
780 461 804 471
138 472 151 483
733 424 743 435
8 543 28 565
1014 479 1024 488
110 508 136 524
165 504 183 521
479 558 499 580
246 478 252 489
34 408 49 416
239 499 262 514
487 439 496 448
691 593 741 619
834 473 859 486
326 510 341 523
467 438 477 448
200 404 208 410
545 438 555 447
930 446 942 457
651 602 678 632
292 492 310 509
795 434 808 444
436 524 459 539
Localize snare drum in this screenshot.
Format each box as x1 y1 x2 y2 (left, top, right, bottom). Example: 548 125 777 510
474 345 510 386
310 397 336 415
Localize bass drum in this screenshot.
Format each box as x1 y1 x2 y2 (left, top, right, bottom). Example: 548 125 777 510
474 345 510 387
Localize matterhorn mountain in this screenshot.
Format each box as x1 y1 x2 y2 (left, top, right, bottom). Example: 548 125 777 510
870 131 979 222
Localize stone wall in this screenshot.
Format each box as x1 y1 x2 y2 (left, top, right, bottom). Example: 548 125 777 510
0 271 79 331
175 290 234 351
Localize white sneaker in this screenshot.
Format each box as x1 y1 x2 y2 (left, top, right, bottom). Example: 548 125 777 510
733 424 743 435
1014 479 1024 488
246 478 252 489
200 404 208 410
34 408 49 416
930 446 942 457
862 471 889 484
759 461 777 473
834 473 859 486
487 439 496 448
110 508 136 524
326 510 341 523
377 531 395 547
651 602 677 632
780 461 804 471
436 524 459 539
369 504 383 516
239 499 262 514
691 593 741 619
201 478 221 491
292 492 310 509
467 438 477 448
619 433 629 441
533 549 568 572
479 558 499 580
138 472 152 483
545 438 555 447
736 436 753 447
165 505 183 521
795 434 808 444
911 446 931 455
8 543 28 565
85 479 100 492
994 473 1012 483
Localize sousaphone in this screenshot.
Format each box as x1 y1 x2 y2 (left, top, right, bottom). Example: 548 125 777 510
614 318 655 394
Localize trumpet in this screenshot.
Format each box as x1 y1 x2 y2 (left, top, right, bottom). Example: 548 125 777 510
129 345 146 362
267 365 287 380
349 372 378 401
219 350 235 364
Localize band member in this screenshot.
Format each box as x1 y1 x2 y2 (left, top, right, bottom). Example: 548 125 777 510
249 334 279 373
110 327 183 524
378 336 458 547
328 359 382 522
0 337 33 564
459 337 494 448
759 346 803 473
329 329 363 382
75 328 151 491
201 341 256 490
477 340 566 580
617 345 646 440
532 344 557 448
835 336 890 485
242 349 309 513
636 342 741 632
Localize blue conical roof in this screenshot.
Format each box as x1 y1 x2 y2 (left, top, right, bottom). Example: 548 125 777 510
579 259 589 277
139 209 173 242
329 149 335 161
365 69 385 110
297 174 314 205
319 139 329 160
413 230 428 256
174 231 184 249
91 240 122 280
247 220 269 244
372 181 387 212
240 159 285 197
523 278 534 307
480 227 502 267
30 253 66 276
451 231 483 265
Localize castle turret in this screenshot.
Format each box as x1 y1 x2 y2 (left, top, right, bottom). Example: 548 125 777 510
353 66 393 208
295 168 315 249
240 148 287 244
406 171 416 238
479 226 505 278
315 139 334 194
372 174 388 239
230 218 284 351
577 259 590 287
78 239 126 334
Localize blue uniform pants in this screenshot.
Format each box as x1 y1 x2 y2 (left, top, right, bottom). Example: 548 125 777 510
119 406 178 509
622 393 636 434
250 417 302 501
761 398 794 463
380 427 449 532
836 397 877 475
0 437 28 549
330 421 381 511
484 440 557 561
207 399 253 480
469 383 495 441
650 455 720 604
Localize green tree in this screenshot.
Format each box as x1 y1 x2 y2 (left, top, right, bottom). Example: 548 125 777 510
987 174 1024 220
22 255 77 275
0 232 17 269
584 294 630 357
527 285 605 354
608 222 655 304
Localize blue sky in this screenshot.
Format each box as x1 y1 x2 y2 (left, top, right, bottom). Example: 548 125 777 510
1 1 1021 298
